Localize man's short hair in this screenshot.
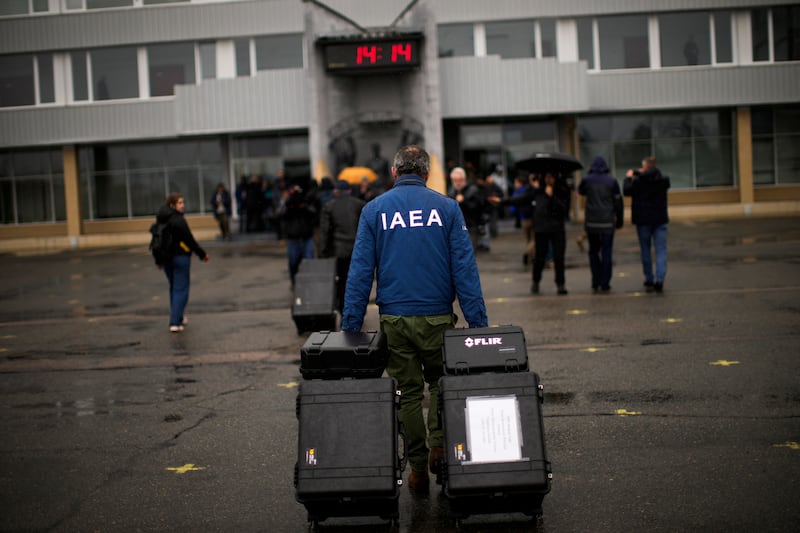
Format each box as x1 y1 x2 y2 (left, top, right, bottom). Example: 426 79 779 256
450 166 466 179
393 145 430 177
643 156 657 169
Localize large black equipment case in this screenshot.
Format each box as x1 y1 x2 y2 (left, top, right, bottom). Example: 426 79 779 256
442 325 529 375
291 259 337 335
300 330 388 380
295 377 405 528
438 371 551 522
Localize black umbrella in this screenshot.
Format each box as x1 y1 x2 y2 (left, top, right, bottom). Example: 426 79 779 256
514 152 583 176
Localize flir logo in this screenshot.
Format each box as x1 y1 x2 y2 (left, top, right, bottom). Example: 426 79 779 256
463 336 503 348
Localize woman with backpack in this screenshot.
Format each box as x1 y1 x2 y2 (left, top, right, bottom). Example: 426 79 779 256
154 193 210 332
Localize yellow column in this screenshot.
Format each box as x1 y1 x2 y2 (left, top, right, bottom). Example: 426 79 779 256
63 146 82 243
737 107 754 207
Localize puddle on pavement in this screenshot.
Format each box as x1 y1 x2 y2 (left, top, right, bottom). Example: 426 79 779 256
543 391 575 405
12 398 112 417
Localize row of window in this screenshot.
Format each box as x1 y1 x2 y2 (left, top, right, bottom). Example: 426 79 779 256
2 8 798 108
0 35 303 107
0 0 188 17
3 107 797 225
439 7 800 68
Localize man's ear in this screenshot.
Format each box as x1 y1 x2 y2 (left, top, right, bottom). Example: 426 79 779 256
391 167 399 179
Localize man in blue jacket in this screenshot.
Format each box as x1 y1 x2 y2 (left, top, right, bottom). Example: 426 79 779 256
342 145 489 494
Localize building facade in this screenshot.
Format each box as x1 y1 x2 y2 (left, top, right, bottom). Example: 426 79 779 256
1 0 799 248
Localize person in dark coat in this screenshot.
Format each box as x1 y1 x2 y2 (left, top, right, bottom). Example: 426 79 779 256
624 156 671 293
506 171 571 294
210 183 232 240
448 166 485 251
156 193 209 332
319 180 365 312
579 156 624 292
278 183 318 287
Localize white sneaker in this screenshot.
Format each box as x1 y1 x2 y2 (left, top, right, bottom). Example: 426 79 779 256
169 325 184 333
181 317 188 326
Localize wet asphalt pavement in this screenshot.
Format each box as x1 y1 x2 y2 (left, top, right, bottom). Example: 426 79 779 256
1 216 799 532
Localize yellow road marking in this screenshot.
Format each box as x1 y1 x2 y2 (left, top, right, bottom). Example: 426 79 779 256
661 317 682 323
278 381 299 388
710 360 740 366
166 464 205 474
581 347 605 353
772 441 799 450
614 409 642 416
567 309 588 316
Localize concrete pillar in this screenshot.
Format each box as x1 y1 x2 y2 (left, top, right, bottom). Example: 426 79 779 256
736 107 754 208
63 145 82 244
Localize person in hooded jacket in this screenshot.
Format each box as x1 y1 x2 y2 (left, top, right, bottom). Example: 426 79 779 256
624 156 671 293
579 156 624 293
156 193 209 332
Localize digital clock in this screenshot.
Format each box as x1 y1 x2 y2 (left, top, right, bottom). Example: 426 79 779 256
320 34 423 73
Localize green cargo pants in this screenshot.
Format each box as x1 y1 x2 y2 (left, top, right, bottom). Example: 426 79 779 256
380 313 456 472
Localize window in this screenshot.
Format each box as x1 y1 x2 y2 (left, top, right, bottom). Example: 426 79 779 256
660 12 711 66
71 51 89 101
578 110 735 189
0 1 28 16
752 106 800 185
38 54 55 103
752 8 770 61
714 12 733 63
80 138 226 220
199 42 216 80
540 19 557 58
486 20 535 59
0 55 34 107
86 0 132 8
438 23 474 57
598 15 649 69
235 38 251 76
255 34 303 70
577 18 595 69
773 5 800 62
91 47 139 100
148 42 195 97
0 149 65 225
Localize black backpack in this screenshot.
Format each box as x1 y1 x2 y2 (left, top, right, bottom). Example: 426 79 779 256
148 220 173 265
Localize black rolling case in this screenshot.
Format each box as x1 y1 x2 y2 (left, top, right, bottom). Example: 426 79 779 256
438 371 551 522
300 330 388 380
442 325 528 375
294 377 405 528
291 259 337 334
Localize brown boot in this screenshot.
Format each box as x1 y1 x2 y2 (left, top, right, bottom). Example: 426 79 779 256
429 445 445 484
407 468 430 494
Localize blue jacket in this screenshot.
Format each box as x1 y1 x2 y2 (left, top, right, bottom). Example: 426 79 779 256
341 174 488 331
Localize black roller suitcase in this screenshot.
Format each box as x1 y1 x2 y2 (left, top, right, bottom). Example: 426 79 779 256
442 325 528 375
294 377 405 528
300 330 388 380
438 371 551 522
291 259 337 334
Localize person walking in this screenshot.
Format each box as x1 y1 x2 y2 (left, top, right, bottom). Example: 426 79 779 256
448 166 485 252
342 145 489 494
319 179 365 313
579 156 624 293
624 156 671 293
277 182 318 288
210 183 232 240
155 193 209 332
507 172 571 294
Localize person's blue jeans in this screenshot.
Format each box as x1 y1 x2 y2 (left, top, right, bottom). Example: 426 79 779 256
287 238 315 286
636 224 668 284
163 253 191 327
588 230 615 289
